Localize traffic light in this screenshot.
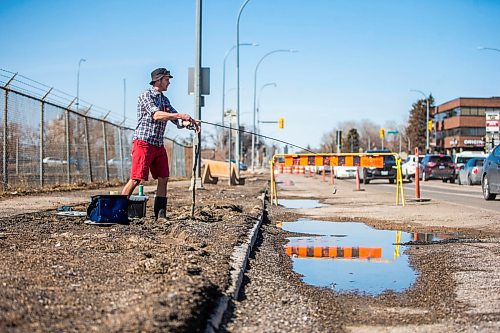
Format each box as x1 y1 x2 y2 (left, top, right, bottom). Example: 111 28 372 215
428 120 433 131
278 117 284 129
379 128 385 139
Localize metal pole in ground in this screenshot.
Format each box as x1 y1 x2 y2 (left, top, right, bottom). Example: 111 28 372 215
2 88 8 189
355 166 361 191
3 74 17 189
84 108 93 182
102 122 109 181
191 135 200 218
118 126 124 182
65 98 76 184
415 147 420 199
40 97 44 187
40 88 52 188
330 166 334 185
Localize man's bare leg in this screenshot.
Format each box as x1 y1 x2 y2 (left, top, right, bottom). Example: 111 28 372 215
122 179 141 197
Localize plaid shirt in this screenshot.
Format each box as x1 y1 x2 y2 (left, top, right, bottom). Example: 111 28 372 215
133 87 181 146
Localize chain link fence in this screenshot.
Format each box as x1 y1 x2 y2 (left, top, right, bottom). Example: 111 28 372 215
0 69 192 192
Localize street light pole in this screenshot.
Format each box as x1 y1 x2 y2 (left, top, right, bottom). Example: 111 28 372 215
257 82 277 132
410 89 430 153
221 42 258 151
251 49 296 172
76 58 86 113
255 82 276 168
236 0 252 177
76 58 86 171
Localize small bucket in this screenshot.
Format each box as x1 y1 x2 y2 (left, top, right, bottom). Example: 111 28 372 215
128 195 149 218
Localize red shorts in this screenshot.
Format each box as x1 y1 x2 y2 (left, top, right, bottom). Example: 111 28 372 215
130 140 169 181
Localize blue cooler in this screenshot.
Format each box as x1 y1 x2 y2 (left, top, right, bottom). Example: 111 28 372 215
86 195 129 224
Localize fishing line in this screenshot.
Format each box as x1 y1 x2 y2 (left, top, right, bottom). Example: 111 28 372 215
198 120 316 154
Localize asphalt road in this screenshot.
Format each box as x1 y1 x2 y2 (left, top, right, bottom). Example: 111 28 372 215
343 178 500 213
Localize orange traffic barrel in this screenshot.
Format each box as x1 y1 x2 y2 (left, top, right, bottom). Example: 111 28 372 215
297 166 305 174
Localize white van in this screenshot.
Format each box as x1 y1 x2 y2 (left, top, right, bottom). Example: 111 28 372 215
401 155 423 180
453 151 488 178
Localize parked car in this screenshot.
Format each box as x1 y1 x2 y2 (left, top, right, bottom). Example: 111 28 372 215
42 157 67 166
226 159 248 171
453 151 487 179
421 154 455 183
481 144 500 200
333 166 357 179
360 149 397 184
457 158 485 185
107 157 132 167
316 166 332 174
401 155 423 180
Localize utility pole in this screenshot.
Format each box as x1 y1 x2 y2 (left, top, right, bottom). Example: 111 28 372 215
192 0 203 189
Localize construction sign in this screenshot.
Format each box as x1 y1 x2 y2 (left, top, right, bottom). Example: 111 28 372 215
270 152 405 207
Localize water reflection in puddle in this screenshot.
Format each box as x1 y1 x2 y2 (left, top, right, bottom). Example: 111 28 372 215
281 219 433 295
279 199 327 209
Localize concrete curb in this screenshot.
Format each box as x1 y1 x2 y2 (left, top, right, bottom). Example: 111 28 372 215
205 191 267 333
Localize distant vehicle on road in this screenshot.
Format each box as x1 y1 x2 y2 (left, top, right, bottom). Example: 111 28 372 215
360 149 397 184
421 154 455 183
481 144 500 200
401 155 423 180
226 160 248 171
107 157 132 167
42 157 67 166
457 158 485 185
453 151 487 179
315 166 332 174
333 166 357 179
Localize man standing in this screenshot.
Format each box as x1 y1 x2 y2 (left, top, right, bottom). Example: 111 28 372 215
122 68 199 220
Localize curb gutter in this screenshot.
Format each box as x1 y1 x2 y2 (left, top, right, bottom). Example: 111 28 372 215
204 191 267 333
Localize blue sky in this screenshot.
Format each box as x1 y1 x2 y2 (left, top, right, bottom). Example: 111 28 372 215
1 0 499 149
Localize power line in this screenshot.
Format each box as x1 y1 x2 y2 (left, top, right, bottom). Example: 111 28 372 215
199 120 315 154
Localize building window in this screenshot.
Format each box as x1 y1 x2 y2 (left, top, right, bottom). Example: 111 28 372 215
478 107 486 116
461 107 471 116
439 128 486 137
451 108 461 117
435 113 446 121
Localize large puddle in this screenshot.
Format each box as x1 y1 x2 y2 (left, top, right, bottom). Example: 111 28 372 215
281 219 425 295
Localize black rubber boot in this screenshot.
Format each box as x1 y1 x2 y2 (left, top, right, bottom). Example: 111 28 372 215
154 196 167 221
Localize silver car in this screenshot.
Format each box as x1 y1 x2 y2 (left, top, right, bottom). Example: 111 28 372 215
457 158 485 185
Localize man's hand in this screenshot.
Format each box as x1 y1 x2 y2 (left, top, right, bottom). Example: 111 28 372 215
182 119 201 133
177 113 192 121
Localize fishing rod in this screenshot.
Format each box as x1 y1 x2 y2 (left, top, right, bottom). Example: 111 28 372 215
198 120 316 154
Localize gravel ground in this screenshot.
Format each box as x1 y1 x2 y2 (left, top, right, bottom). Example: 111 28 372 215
0 178 266 333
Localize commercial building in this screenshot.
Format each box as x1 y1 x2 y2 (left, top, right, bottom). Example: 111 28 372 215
432 97 500 155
